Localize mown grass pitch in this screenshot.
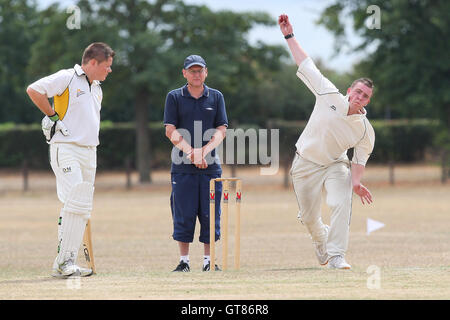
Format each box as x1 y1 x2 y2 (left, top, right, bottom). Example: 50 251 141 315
0 166 449 299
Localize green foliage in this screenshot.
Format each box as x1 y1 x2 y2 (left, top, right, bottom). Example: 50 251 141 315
1 0 361 128
268 118 439 164
370 119 439 162
4 0 296 180
161 1 287 125
0 0 41 123
0 122 170 169
318 0 450 125
2 0 447 172
0 123 48 168
0 120 441 170
16 0 290 125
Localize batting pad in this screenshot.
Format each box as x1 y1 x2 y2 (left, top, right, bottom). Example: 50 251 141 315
64 182 94 218
57 208 64 252
56 182 94 265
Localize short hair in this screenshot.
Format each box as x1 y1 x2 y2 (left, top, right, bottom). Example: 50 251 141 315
82 42 115 65
351 77 374 89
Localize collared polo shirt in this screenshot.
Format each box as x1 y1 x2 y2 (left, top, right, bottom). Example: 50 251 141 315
164 84 228 174
295 57 375 166
28 64 103 147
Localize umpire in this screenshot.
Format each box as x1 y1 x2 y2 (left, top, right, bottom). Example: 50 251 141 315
164 55 228 272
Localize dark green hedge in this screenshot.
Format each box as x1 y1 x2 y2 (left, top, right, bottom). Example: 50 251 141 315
0 121 172 170
370 119 440 162
0 119 441 170
267 118 440 164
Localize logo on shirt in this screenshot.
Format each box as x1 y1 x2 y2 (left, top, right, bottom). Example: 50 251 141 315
205 107 213 111
62 167 72 173
76 89 86 97
330 105 336 111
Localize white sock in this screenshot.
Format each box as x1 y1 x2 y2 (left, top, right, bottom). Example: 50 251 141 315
180 255 189 264
203 255 210 267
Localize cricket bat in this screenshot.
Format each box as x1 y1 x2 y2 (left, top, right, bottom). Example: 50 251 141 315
82 220 96 274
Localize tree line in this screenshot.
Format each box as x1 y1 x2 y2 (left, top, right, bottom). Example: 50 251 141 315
0 0 448 181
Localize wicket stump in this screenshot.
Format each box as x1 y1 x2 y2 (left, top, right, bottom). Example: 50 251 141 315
209 177 242 271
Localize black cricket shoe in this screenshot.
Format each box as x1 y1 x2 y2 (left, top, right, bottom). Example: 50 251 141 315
172 261 190 272
202 262 221 271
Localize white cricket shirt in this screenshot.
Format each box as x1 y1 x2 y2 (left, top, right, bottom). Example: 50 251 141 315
295 57 375 166
28 64 103 147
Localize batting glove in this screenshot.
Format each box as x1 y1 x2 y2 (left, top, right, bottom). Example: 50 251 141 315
42 112 70 142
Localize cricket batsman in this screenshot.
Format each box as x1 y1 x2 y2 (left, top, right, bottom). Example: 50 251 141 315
26 42 114 277
279 14 375 269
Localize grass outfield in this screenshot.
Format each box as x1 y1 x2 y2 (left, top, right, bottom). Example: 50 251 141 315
0 166 449 299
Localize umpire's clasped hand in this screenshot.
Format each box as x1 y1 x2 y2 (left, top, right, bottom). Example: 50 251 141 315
187 148 208 169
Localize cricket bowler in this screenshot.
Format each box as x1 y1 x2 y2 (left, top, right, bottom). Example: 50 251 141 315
279 14 375 269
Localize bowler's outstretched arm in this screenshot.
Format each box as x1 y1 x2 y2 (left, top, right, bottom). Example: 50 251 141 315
278 14 308 66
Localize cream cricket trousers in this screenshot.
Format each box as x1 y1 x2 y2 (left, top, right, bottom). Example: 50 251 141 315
49 143 96 264
50 143 97 203
290 153 352 257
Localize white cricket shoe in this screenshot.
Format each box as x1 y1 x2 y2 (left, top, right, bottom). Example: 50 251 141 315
328 255 351 270
312 225 329 265
52 258 93 278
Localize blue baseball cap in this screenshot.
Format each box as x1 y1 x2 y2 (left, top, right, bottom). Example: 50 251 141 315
184 55 206 69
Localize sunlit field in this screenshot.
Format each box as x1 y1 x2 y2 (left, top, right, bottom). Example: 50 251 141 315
0 165 449 299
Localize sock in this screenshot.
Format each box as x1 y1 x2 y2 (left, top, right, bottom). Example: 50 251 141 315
203 255 210 267
180 255 189 264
